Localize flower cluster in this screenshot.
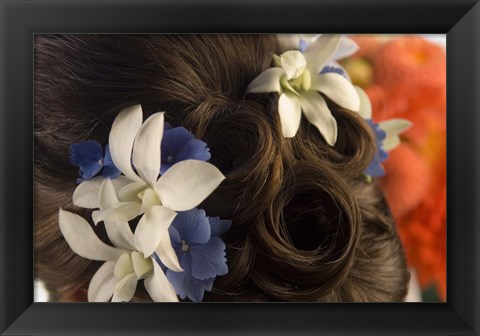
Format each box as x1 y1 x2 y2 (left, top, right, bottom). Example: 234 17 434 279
60 105 230 302
248 34 361 144
253 34 411 177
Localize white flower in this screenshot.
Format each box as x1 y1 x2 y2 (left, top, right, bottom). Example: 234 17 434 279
356 86 412 151
248 34 361 144
71 105 225 272
59 180 179 302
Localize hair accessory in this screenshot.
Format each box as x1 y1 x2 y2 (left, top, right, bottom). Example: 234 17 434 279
247 34 361 144
59 105 230 302
355 86 412 177
70 141 120 183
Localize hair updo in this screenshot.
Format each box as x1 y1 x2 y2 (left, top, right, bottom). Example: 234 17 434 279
34 34 410 302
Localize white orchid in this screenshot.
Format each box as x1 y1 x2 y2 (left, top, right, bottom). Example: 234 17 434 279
71 104 225 272
355 86 412 151
59 179 179 302
247 34 361 144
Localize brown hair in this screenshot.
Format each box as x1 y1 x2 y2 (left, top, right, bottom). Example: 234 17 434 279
34 34 409 302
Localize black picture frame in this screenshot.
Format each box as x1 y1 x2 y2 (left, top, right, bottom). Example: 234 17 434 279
1 0 479 335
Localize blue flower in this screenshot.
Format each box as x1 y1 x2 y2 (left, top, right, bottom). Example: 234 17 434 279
365 119 389 177
320 65 348 78
162 208 231 302
160 126 211 174
70 141 121 182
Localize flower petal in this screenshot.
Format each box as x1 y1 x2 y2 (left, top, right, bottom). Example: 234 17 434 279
246 67 284 93
335 36 360 60
298 91 338 146
320 63 348 79
87 261 117 302
78 160 103 180
131 251 153 279
168 226 181 245
277 34 302 52
311 73 360 112
155 234 183 272
278 92 302 138
72 176 104 209
109 105 143 182
355 86 372 119
98 179 135 250
132 112 164 185
118 181 148 202
58 209 125 261
114 253 134 279
69 140 103 167
383 135 401 151
379 119 412 137
208 217 232 237
161 127 194 165
190 237 228 280
304 34 341 74
102 145 121 179
134 205 177 258
92 202 143 225
112 273 137 302
144 260 179 302
166 255 214 302
171 209 211 245
73 175 131 209
279 50 306 80
156 160 225 211
140 188 162 212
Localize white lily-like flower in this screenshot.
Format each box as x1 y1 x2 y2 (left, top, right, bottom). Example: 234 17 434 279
247 34 361 144
59 180 179 302
71 105 225 272
356 86 412 151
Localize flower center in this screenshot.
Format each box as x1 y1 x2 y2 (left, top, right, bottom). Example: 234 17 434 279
181 240 190 252
167 155 174 163
137 187 162 208
280 70 311 94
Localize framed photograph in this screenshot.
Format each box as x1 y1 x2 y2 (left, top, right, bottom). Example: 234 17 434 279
1 0 479 335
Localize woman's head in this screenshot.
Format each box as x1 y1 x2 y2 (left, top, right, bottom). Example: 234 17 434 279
34 34 409 302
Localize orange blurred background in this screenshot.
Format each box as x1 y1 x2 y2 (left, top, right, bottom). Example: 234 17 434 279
341 35 446 301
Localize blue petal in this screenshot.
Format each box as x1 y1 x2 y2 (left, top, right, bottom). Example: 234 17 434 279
168 225 182 245
79 159 103 180
102 165 121 179
161 127 194 161
379 147 389 162
160 126 211 174
70 140 103 167
171 209 211 245
102 144 121 179
166 254 215 302
189 237 228 280
208 217 232 237
365 119 390 177
176 139 211 163
160 138 211 174
365 155 385 177
320 66 347 78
